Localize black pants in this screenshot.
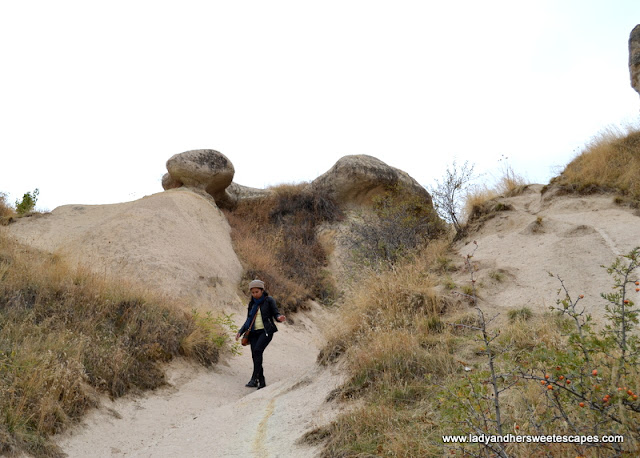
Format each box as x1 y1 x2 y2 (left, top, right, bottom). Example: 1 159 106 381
248 329 273 382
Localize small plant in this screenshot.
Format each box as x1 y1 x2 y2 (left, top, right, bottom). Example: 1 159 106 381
15 188 39 215
489 269 505 282
507 306 533 322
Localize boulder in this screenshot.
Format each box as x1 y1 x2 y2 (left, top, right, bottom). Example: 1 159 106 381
161 173 182 190
164 150 235 204
224 183 273 207
309 154 433 206
630 25 640 97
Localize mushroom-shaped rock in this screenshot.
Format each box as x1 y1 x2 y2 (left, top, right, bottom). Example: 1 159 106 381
161 173 182 190
165 150 234 204
310 154 432 206
630 25 640 97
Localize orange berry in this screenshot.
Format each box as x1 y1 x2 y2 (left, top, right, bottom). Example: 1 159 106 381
636 281 639 285
545 374 550 379
547 385 553 390
592 369 598 376
515 425 520 430
624 300 630 304
566 380 571 384
579 295 584 299
579 402 585 407
541 380 547 385
636 288 640 292
619 387 624 391
628 390 634 396
559 375 564 380
634 395 638 401
556 365 561 371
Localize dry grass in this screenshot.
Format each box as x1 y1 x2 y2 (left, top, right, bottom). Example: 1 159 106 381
553 125 640 199
312 232 626 456
223 183 342 312
462 164 527 226
0 232 230 456
0 193 15 225
313 240 477 456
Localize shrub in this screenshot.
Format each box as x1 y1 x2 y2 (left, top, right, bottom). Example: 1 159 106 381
15 188 39 215
429 160 475 235
344 184 444 267
440 245 640 457
224 184 343 312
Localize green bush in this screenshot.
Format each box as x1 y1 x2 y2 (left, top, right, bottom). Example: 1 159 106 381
441 246 640 457
15 188 39 215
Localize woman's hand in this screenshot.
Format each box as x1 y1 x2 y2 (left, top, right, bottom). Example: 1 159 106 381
277 315 286 323
235 333 241 341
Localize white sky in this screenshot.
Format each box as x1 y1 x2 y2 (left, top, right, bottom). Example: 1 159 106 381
2 0 640 211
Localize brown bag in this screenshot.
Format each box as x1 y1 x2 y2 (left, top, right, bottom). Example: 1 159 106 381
241 305 259 346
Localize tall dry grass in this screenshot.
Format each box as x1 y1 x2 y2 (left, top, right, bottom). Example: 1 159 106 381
0 193 15 225
554 125 640 199
312 240 473 456
463 163 527 225
223 183 343 312
311 233 595 456
0 233 229 456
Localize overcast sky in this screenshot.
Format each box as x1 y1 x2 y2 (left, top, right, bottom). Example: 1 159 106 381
2 1 640 211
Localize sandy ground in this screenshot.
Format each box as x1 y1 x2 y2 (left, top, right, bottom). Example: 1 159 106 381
454 185 640 322
4 188 344 457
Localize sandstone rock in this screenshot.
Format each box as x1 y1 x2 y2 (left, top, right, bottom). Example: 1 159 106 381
630 25 640 97
165 150 234 204
310 154 432 206
161 173 182 190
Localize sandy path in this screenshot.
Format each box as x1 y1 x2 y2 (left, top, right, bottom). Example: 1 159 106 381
3 189 343 457
56 304 342 457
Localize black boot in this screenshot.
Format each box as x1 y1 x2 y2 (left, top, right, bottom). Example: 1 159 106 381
245 378 258 388
257 377 266 389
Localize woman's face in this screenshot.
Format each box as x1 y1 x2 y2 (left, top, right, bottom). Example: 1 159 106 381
250 287 264 299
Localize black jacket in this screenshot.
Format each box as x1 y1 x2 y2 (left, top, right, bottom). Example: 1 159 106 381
238 292 282 337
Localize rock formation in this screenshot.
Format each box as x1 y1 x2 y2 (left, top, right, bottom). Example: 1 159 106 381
161 151 432 210
309 154 432 206
630 25 640 97
162 149 235 206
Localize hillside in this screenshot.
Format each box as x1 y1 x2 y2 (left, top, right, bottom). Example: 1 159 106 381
454 184 640 322
5 188 243 311
3 162 640 456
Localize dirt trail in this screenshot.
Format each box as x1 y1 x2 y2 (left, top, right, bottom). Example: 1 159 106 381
56 305 342 458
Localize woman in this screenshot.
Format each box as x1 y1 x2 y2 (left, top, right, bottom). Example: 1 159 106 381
235 279 286 389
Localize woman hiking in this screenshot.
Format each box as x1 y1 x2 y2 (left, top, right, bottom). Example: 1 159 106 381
235 279 286 389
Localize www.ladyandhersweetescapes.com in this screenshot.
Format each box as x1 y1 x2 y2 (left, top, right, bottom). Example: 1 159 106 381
442 433 624 446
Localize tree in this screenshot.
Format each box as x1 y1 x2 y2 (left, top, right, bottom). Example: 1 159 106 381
429 161 474 235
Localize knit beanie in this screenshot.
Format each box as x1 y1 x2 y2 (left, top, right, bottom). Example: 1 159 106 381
249 279 265 290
